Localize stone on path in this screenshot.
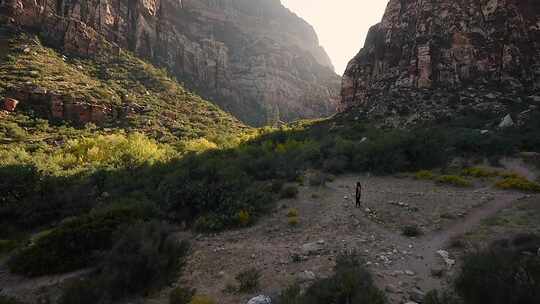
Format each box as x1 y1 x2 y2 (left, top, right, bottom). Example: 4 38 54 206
499 114 514 128
301 241 325 255
437 250 456 268
247 295 272 304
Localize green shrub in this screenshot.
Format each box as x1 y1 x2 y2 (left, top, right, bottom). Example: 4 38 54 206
298 252 386 304
280 186 299 199
416 170 435 180
436 175 472 187
495 177 540 192
0 296 25 304
454 236 540 304
0 239 18 255
276 283 302 304
423 290 461 304
235 268 261 293
189 296 216 304
58 222 189 303
402 225 422 237
99 221 190 299
288 216 300 227
287 208 299 218
59 279 104 304
170 287 196 304
8 203 149 276
236 210 251 226
193 214 226 232
306 170 326 187
461 167 498 178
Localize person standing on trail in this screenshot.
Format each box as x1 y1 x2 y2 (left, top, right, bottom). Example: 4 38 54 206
355 182 362 208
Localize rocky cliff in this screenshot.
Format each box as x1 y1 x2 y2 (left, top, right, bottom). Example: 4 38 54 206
341 0 540 127
1 0 340 126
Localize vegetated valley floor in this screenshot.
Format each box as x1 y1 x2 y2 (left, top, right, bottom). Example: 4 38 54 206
1 170 538 304
151 171 537 304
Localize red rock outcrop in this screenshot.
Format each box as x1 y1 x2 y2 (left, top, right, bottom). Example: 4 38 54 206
3 97 19 112
6 86 142 125
2 0 340 126
340 0 540 127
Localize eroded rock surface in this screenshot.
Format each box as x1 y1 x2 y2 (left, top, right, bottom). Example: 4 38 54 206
2 0 340 126
341 0 540 127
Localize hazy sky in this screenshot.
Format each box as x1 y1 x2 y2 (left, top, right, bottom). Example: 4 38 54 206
281 1 388 75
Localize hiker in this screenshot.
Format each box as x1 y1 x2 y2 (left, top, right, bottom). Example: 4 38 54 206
355 182 362 208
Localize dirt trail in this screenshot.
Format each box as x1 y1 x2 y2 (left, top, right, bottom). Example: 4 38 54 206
389 190 522 293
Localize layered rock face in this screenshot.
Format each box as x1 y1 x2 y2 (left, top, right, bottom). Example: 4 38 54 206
2 0 340 126
341 0 540 127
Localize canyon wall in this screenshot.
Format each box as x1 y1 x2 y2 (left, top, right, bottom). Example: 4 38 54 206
2 0 340 126
341 0 540 127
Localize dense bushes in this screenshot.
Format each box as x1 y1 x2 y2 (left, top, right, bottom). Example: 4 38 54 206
454 235 540 304
98 221 189 299
495 176 540 192
169 287 196 304
59 221 189 303
426 235 540 304
8 202 153 276
234 268 262 293
276 252 386 304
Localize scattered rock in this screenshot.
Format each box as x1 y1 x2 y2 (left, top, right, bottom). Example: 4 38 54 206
485 93 497 100
301 242 325 255
385 284 400 294
529 95 540 103
298 270 316 282
405 270 415 276
430 268 445 278
3 98 19 112
409 288 425 303
247 295 272 304
499 114 515 128
437 250 456 268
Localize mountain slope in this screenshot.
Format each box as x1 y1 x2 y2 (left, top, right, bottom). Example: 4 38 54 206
2 0 341 126
0 27 247 142
341 0 540 128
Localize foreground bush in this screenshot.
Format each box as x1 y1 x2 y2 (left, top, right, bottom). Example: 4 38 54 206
170 287 196 304
423 290 461 304
59 221 189 303
8 202 152 276
277 252 386 304
99 221 189 299
454 235 540 304
189 295 216 304
235 268 261 293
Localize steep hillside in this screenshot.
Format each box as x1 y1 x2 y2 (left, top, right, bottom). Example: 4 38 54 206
2 0 341 126
341 0 540 128
0 27 247 142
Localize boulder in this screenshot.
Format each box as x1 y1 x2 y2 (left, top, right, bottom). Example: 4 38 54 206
247 295 272 304
437 250 456 268
301 241 325 255
499 114 514 128
3 98 19 112
298 270 316 282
